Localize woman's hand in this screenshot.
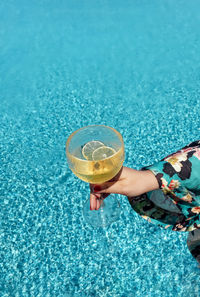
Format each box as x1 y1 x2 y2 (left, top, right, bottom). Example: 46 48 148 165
90 166 159 210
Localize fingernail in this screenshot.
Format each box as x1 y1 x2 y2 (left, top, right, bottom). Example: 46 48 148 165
94 185 101 192
90 206 92 210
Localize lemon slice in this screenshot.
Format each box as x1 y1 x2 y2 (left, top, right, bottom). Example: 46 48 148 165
92 146 116 160
82 141 105 160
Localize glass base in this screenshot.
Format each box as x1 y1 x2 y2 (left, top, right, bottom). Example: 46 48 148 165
83 195 121 228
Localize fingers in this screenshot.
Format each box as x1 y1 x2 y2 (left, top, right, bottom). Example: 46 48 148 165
90 192 100 210
90 192 110 210
89 167 125 211
95 196 101 210
90 180 123 211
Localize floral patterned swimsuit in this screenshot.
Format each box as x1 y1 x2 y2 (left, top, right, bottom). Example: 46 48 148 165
128 140 200 232
128 140 200 263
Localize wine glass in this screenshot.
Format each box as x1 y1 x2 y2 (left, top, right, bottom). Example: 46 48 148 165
66 125 124 228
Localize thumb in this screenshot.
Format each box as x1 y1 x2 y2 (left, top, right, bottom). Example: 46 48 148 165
91 180 124 195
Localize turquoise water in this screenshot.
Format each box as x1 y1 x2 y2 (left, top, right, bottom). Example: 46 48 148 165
1 0 200 296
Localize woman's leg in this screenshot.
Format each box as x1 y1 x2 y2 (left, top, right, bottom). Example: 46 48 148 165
187 229 200 265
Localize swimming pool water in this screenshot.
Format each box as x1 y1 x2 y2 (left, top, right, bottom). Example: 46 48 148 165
1 0 200 296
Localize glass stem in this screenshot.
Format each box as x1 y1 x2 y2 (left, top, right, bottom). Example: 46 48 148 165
98 195 105 209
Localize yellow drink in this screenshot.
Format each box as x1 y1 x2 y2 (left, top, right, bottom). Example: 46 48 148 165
66 125 124 227
66 145 124 183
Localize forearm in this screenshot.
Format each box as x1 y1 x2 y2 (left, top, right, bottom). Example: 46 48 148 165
91 166 160 197
128 168 159 197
